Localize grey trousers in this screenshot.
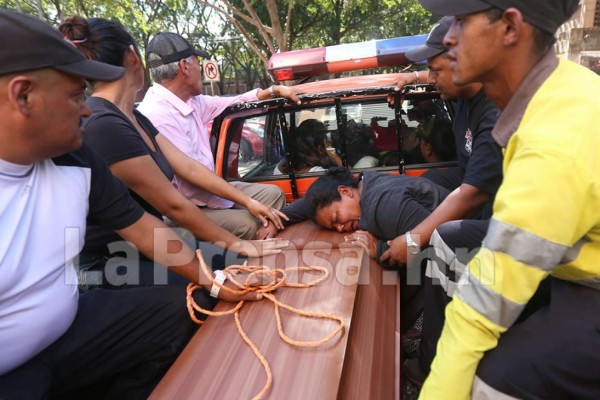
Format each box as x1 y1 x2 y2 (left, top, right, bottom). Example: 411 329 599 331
200 181 286 239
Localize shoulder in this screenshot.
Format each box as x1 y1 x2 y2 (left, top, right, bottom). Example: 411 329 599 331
52 143 99 170
469 90 500 136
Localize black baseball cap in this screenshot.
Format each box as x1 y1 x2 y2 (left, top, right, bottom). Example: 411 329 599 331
406 16 453 62
146 32 210 68
419 0 579 34
0 10 123 80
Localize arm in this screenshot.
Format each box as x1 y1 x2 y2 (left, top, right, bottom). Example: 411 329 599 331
108 154 243 248
255 198 311 239
196 85 300 124
116 212 261 302
381 183 490 266
381 104 502 266
420 148 595 399
256 85 301 104
109 155 289 257
387 71 430 105
83 142 262 301
156 134 287 230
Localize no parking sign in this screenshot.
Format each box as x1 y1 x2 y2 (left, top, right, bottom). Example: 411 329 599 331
202 60 220 82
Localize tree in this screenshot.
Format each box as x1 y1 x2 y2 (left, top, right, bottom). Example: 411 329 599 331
193 0 436 65
1 0 437 91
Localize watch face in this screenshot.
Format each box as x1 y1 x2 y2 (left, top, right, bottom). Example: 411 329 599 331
408 245 420 255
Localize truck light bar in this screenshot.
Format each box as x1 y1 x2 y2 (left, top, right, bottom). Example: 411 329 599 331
268 34 427 81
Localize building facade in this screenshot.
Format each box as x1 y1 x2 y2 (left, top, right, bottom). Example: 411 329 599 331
557 0 600 73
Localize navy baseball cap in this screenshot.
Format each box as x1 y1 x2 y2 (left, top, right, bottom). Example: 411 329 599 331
406 16 453 62
419 0 579 34
0 10 123 80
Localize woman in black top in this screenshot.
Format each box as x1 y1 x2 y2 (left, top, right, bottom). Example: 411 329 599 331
59 16 289 286
306 167 449 334
306 168 449 260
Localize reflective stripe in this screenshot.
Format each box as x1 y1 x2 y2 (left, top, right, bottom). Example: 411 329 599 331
560 236 589 264
424 229 467 296
484 219 567 272
472 376 521 400
574 276 600 291
457 269 525 328
426 259 458 296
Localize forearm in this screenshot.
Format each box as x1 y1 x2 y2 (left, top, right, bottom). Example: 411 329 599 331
281 198 310 226
256 85 283 101
410 184 490 244
116 213 212 287
165 200 242 248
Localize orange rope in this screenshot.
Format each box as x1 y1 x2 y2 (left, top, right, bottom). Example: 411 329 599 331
186 249 345 400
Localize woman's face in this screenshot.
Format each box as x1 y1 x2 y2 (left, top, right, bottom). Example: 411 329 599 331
314 186 361 232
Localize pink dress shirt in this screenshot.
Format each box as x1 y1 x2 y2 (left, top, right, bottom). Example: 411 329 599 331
138 84 259 209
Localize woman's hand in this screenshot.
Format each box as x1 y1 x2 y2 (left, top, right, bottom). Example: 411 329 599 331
245 198 288 229
255 221 280 240
344 230 378 258
229 238 291 258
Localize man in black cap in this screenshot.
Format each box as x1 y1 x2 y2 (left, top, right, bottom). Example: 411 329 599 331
138 32 300 240
415 1 600 399
379 15 503 387
0 10 260 398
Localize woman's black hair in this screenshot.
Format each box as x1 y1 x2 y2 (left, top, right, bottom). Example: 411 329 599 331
416 116 456 162
280 119 336 174
59 16 139 68
305 167 361 220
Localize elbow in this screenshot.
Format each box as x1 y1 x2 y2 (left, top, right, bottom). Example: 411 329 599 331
161 201 190 224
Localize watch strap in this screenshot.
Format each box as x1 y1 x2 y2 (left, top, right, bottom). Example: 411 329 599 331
210 270 227 298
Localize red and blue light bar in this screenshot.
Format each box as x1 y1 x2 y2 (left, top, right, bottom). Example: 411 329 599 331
268 34 427 81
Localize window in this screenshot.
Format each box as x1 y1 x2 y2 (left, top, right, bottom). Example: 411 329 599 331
220 92 455 201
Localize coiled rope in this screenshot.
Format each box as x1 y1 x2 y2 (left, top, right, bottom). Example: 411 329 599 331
186 249 345 400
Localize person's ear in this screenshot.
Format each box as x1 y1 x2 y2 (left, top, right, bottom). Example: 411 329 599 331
338 185 353 198
501 8 524 46
127 45 142 68
179 58 190 75
422 142 433 157
7 75 35 117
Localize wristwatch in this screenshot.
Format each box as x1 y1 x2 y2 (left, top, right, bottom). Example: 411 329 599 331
405 231 420 255
210 270 227 298
268 85 277 98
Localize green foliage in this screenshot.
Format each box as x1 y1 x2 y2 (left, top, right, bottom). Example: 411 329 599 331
1 0 436 90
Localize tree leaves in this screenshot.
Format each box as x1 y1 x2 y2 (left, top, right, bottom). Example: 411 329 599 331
2 0 435 89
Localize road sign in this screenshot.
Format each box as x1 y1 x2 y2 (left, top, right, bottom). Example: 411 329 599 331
202 60 220 82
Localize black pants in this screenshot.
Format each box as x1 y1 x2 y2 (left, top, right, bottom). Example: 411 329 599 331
419 219 490 374
476 278 600 399
0 286 213 400
418 219 554 379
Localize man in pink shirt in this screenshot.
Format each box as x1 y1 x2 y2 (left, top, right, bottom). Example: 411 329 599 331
139 32 300 239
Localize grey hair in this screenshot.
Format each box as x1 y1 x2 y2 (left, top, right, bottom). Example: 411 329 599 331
147 54 195 83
